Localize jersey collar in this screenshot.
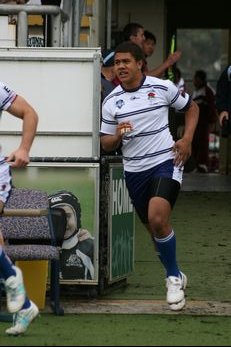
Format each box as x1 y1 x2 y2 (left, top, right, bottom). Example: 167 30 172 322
121 74 146 93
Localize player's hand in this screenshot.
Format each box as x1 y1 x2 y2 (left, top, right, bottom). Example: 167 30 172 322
6 148 30 168
117 122 133 136
173 138 191 167
167 50 182 67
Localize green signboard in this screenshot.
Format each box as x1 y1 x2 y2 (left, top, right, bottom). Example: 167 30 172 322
109 164 134 281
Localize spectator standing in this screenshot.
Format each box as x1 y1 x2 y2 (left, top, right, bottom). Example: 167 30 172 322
100 49 121 155
122 22 181 78
143 30 156 59
101 49 117 100
100 41 199 311
0 80 39 335
192 70 217 173
168 67 187 144
216 65 231 175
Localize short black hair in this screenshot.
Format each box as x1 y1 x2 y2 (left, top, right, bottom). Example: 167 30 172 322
144 30 157 44
115 41 145 62
122 23 144 41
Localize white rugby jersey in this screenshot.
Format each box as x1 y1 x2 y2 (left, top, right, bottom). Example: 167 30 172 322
101 75 191 172
0 81 17 161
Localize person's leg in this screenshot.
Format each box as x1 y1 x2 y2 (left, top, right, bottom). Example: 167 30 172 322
145 172 187 311
0 242 39 335
125 164 187 310
147 195 187 311
196 126 209 172
219 137 228 174
148 196 179 276
0 247 39 335
5 299 39 336
0 217 39 335
227 136 231 175
144 198 181 276
191 126 199 167
0 246 26 312
0 161 39 334
0 161 28 313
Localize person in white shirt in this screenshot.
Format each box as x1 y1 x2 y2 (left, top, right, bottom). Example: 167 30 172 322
100 41 199 311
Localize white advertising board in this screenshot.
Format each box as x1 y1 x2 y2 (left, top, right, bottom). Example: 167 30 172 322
0 47 101 158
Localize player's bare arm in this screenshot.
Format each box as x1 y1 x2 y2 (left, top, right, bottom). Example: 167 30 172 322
146 50 182 78
5 95 38 168
173 100 199 166
101 121 132 152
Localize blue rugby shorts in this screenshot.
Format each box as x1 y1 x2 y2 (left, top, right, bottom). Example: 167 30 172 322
124 159 183 224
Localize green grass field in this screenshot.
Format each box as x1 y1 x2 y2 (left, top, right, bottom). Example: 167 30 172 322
0 314 230 346
1 183 231 345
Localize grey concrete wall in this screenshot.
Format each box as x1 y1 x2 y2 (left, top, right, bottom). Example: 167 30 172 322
112 0 166 69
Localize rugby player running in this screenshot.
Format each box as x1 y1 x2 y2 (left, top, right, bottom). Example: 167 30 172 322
100 41 199 311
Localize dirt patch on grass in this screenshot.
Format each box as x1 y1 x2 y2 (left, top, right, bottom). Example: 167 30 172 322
46 299 231 316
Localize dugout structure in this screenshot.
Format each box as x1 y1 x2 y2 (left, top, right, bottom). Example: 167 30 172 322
0 47 135 296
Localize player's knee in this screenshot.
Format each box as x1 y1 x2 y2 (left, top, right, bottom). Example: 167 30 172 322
148 213 166 234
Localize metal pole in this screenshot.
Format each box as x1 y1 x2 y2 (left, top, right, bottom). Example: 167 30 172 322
62 0 73 47
51 13 61 47
0 4 63 47
0 4 61 15
17 10 28 47
72 0 84 47
106 0 112 49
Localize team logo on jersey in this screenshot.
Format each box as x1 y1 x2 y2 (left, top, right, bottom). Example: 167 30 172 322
147 91 156 104
148 92 155 99
116 99 125 109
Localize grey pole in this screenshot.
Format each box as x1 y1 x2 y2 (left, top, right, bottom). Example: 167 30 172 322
72 0 84 47
0 4 63 47
17 10 28 47
62 0 73 47
51 13 61 47
106 0 112 49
